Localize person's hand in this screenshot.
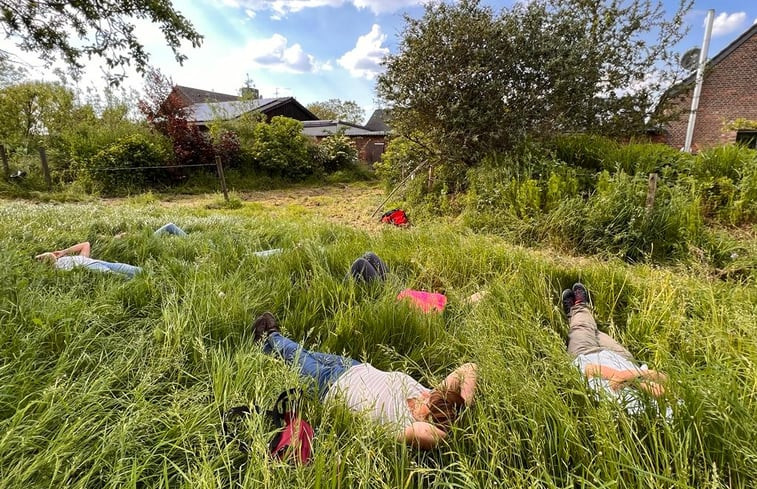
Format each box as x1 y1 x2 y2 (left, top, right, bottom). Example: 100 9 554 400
639 380 665 398
52 250 65 258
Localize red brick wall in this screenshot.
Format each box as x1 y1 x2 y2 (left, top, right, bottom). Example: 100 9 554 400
664 31 757 151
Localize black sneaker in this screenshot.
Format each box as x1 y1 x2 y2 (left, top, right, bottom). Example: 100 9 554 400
561 289 575 315
253 311 279 343
572 283 590 306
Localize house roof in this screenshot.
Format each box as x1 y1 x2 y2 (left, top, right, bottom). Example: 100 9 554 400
365 109 390 131
667 23 757 96
174 85 239 104
186 97 308 123
302 120 386 137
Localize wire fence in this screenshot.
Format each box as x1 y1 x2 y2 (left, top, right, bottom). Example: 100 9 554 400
1 145 230 201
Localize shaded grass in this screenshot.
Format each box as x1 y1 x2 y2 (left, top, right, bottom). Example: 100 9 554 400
0 200 755 488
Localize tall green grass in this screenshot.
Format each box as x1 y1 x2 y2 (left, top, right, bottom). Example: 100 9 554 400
0 201 755 488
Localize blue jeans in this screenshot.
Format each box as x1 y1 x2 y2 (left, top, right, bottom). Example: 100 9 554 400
154 222 187 237
86 260 143 279
264 333 360 397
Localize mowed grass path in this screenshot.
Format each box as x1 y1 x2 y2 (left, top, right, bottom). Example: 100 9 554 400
0 193 755 489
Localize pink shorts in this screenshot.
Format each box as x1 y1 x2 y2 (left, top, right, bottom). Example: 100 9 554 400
396 289 447 313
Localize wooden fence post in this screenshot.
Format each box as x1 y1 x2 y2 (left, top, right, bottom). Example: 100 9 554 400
38 146 52 190
215 156 229 202
0 145 9 179
645 173 658 212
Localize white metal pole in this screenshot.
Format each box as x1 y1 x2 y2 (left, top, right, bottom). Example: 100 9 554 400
683 9 715 153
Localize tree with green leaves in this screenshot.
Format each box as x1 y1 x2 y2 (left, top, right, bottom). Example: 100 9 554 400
307 99 366 124
0 1 202 85
0 80 74 153
377 0 692 170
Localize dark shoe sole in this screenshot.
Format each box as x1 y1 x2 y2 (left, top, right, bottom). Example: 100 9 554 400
572 283 590 306
561 289 575 315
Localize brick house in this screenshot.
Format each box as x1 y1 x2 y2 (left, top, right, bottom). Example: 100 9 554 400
661 24 757 150
302 120 387 164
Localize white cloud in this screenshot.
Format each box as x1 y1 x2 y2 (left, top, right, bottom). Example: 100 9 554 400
227 0 426 16
352 0 429 14
711 11 747 37
244 8 256 18
337 24 389 80
247 34 318 73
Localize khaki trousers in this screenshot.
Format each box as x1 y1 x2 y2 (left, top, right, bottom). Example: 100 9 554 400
567 304 634 361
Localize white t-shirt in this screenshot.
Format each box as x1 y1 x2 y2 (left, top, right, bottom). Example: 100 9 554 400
573 350 672 418
55 255 99 270
325 363 431 434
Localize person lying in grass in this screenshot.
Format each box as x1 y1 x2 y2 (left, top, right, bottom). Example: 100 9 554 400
253 311 477 450
35 241 142 279
114 222 188 239
562 283 670 414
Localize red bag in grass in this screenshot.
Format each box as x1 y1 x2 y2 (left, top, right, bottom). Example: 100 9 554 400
223 389 314 465
397 289 447 313
380 208 409 227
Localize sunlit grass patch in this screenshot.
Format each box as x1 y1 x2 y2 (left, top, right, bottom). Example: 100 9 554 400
0 199 755 488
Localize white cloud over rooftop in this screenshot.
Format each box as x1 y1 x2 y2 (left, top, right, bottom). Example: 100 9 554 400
247 34 319 73
711 11 747 37
337 24 389 79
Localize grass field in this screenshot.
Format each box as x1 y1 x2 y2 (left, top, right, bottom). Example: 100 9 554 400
0 187 755 488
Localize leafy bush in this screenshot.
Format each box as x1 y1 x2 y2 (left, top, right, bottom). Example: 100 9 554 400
57 105 159 177
374 137 428 190
250 116 321 179
609 141 691 175
688 145 757 224
316 132 358 172
77 133 170 195
548 134 620 171
548 134 691 175
567 172 703 261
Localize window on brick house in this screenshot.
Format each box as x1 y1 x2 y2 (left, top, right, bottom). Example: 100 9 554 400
736 131 757 149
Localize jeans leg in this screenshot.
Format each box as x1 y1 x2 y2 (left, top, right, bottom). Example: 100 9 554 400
154 222 187 237
363 252 388 279
567 304 601 357
349 257 379 283
98 261 143 279
264 333 357 392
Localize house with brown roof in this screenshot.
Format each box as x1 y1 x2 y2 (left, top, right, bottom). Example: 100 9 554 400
167 85 318 126
660 24 757 150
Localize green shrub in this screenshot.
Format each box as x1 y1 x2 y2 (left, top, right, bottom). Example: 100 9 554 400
250 116 321 179
374 137 427 190
77 133 170 195
572 172 703 261
692 144 754 180
57 105 161 177
316 132 358 172
548 133 620 171
689 145 757 224
609 142 691 175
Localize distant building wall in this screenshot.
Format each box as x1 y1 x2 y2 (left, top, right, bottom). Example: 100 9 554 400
312 135 386 164
664 30 757 150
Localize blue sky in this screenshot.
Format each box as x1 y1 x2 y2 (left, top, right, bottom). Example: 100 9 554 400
3 0 756 124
